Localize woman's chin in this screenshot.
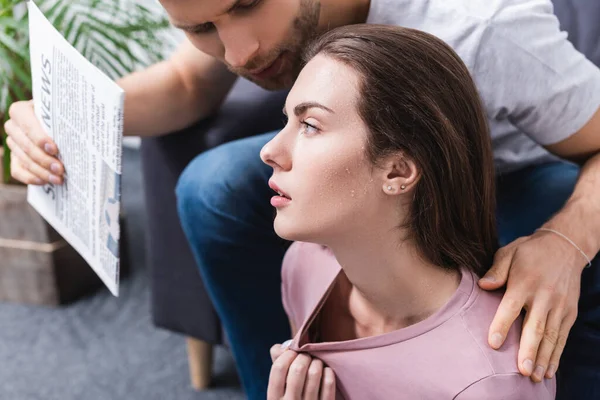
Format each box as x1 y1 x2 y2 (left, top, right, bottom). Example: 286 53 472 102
274 221 299 241
274 218 309 242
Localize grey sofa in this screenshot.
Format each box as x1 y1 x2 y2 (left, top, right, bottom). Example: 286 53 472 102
141 0 600 388
141 78 288 387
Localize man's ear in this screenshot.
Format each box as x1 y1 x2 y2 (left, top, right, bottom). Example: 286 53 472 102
380 153 420 195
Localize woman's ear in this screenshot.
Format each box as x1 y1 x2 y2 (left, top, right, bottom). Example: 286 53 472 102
381 153 420 195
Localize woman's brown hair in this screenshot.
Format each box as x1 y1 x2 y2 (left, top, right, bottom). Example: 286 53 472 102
304 24 497 276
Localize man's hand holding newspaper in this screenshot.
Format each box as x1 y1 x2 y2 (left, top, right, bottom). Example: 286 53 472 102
5 2 124 295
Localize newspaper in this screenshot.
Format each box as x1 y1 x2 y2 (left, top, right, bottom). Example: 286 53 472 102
27 1 124 296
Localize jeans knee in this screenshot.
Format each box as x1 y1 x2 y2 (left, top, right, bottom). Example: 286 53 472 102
176 133 275 228
176 146 232 223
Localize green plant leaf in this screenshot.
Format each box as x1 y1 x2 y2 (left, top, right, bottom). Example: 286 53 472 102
0 30 28 58
2 106 11 184
42 0 70 30
0 48 30 86
0 0 173 182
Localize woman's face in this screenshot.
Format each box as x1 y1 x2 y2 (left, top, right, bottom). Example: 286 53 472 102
260 55 386 243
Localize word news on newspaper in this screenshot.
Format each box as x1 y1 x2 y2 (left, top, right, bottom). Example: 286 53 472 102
27 1 124 296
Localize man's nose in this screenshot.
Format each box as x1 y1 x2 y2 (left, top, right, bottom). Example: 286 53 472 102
220 26 260 68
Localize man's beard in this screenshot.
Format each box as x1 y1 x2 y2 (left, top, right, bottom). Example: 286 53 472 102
228 0 321 91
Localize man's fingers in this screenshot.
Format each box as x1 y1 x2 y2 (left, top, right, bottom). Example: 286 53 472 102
302 359 323 400
267 350 299 400
319 367 336 400
546 312 576 379
10 158 44 185
5 121 63 180
6 137 62 184
488 293 525 350
532 308 562 382
7 100 58 155
284 354 312 400
479 245 516 290
518 304 549 378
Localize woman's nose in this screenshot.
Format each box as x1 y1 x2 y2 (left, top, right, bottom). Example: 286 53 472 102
260 134 291 170
260 141 277 168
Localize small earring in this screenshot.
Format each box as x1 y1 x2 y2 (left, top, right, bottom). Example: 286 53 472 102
387 185 393 191
401 185 406 190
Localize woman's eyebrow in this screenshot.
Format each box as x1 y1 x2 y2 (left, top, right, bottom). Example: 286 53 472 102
282 102 335 117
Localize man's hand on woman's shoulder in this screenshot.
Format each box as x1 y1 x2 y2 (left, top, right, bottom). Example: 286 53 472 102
268 341 336 400
478 232 584 383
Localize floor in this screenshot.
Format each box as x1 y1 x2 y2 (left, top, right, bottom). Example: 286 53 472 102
0 148 245 400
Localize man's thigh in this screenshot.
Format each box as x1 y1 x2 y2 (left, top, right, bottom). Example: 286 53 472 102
495 161 579 246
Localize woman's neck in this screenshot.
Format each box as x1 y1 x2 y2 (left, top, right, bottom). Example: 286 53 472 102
327 234 462 335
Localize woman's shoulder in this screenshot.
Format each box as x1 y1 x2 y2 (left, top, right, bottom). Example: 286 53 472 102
454 372 556 399
459 281 521 373
455 279 556 398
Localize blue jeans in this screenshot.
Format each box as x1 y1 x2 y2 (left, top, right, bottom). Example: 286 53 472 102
177 131 600 400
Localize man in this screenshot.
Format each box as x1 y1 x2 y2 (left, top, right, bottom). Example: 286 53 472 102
5 0 600 398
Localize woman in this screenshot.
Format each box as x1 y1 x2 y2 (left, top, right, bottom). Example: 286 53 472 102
260 25 556 399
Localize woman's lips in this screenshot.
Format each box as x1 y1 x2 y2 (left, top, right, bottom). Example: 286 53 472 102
269 179 292 208
250 53 286 81
271 196 291 208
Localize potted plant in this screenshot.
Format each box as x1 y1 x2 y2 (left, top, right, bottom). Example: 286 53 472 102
0 0 172 304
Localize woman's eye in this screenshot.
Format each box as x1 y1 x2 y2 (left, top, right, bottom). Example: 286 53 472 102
300 121 319 136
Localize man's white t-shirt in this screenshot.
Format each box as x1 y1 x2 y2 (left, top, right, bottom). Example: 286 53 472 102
367 0 600 173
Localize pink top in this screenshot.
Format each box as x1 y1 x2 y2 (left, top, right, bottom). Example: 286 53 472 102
282 242 556 399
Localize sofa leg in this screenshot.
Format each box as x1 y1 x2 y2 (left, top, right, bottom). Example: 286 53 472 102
186 337 213 390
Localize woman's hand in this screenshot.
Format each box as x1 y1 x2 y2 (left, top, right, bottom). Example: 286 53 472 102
479 232 584 382
268 341 336 400
4 100 64 185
